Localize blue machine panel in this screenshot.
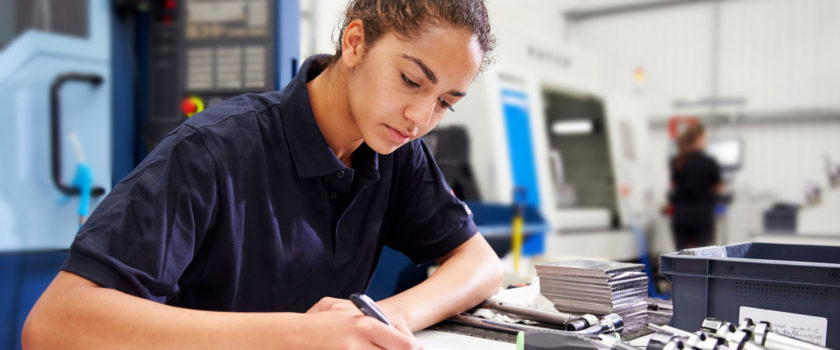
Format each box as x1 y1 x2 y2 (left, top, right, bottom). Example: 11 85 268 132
501 89 544 255
0 2 111 348
0 1 111 251
1 1 301 348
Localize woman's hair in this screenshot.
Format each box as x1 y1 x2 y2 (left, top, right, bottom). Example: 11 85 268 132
332 0 495 69
674 123 706 171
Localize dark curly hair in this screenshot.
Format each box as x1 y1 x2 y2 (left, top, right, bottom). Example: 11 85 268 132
332 0 495 70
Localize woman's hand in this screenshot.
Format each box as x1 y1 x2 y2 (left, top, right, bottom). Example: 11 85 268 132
288 309 421 350
306 297 417 343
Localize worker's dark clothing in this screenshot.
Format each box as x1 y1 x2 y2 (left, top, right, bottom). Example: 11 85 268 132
670 151 721 250
61 55 477 312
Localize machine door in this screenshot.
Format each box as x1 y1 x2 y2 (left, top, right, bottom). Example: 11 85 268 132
0 1 111 348
0 0 111 251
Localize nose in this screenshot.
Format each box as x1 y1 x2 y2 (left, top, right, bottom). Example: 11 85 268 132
404 98 436 131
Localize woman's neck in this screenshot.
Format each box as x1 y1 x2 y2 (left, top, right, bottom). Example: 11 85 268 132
306 64 364 167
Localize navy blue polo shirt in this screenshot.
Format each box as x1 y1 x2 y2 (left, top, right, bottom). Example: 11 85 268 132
61 55 477 312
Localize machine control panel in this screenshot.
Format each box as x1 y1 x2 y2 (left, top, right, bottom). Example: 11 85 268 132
146 0 277 150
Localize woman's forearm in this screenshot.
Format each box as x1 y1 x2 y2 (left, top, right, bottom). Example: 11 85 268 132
23 271 301 349
379 234 503 331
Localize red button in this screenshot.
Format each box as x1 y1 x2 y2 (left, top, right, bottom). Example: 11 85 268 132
181 98 197 115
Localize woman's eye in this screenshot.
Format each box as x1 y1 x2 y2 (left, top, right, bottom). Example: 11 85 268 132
438 97 455 112
401 73 420 88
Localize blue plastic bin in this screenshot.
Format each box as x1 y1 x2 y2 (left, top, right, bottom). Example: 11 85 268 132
661 242 840 347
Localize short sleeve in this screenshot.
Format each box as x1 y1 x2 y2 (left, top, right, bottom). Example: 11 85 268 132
384 140 477 265
61 125 219 303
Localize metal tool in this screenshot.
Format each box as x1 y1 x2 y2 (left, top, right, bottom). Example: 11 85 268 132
648 323 728 350
484 298 581 327
725 329 769 350
687 331 727 350
648 323 695 339
647 332 686 350
483 297 609 332
650 318 829 350
702 318 737 338
565 313 601 331
575 313 624 335
450 313 624 336
449 314 569 335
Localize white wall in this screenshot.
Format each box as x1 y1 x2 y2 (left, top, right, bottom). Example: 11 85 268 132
567 0 840 217
567 0 840 116
300 0 578 60
300 0 347 58
718 0 840 112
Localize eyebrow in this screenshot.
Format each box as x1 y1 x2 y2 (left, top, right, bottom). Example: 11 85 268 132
401 54 437 83
400 53 467 98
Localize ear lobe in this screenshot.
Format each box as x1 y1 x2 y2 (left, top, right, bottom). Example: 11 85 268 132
340 19 366 69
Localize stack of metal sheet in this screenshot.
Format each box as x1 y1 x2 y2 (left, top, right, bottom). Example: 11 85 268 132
536 260 648 333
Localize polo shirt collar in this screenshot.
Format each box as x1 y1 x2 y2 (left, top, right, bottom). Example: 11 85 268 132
280 55 380 179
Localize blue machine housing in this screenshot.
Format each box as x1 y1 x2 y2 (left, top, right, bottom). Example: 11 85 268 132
0 1 300 348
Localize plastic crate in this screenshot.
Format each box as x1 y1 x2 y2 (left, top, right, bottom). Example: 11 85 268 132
661 243 840 347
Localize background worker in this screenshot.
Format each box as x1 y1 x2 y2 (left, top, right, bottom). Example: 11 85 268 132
669 123 724 250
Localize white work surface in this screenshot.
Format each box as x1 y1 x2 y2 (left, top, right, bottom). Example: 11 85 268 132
415 329 513 350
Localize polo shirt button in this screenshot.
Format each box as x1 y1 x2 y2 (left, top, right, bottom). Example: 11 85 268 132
330 192 337 199
336 170 345 178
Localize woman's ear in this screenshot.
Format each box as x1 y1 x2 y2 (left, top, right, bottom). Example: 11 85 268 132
340 19 366 69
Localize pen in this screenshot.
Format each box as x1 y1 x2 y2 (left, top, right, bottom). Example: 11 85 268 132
349 293 394 328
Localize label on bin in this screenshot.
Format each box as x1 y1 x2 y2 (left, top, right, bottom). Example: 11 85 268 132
739 306 827 346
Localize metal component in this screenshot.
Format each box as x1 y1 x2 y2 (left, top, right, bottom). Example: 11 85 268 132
648 323 695 339
714 322 736 338
696 334 727 350
726 330 749 350
567 313 600 331
733 332 769 350
448 314 564 335
685 331 709 348
739 318 756 331
664 340 686 350
647 317 829 350
575 313 624 335
751 322 770 345
597 334 639 350
484 298 576 326
648 332 684 350
702 318 726 332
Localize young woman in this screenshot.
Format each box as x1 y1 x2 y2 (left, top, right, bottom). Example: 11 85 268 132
23 1 502 349
669 123 724 250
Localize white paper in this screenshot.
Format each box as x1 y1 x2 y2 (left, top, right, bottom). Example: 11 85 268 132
739 306 827 346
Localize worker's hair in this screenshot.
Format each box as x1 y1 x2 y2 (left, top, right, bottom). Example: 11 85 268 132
332 0 495 70
675 123 706 171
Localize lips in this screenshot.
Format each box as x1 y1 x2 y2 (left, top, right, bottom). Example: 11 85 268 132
385 125 414 144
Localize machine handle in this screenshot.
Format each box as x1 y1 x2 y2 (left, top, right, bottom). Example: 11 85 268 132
50 73 106 197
